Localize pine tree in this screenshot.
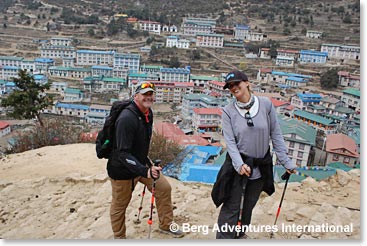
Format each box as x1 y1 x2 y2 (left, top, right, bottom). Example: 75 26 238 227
320 68 339 89
1 70 53 127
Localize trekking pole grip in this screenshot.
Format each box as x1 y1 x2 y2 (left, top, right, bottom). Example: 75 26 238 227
152 159 161 179
281 171 291 181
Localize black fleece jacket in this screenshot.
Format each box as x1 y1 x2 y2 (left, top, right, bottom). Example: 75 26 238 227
107 101 153 180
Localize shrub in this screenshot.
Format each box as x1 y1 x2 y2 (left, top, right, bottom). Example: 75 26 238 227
149 131 183 168
6 118 85 154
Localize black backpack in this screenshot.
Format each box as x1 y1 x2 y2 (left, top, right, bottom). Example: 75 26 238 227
96 99 132 159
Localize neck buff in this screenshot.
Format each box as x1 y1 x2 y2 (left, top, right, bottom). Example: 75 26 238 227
236 93 255 110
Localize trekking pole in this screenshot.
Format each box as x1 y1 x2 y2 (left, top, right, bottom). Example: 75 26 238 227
133 185 146 224
270 171 291 239
236 177 248 238
147 159 161 239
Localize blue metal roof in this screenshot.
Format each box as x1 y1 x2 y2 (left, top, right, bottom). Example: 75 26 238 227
77 50 115 55
6 82 16 86
55 102 89 110
235 24 250 29
91 66 113 70
3 66 18 70
182 145 222 164
300 50 328 56
272 70 312 79
182 164 221 184
162 145 223 184
34 74 46 80
297 93 322 101
35 58 54 63
278 84 291 88
160 67 190 74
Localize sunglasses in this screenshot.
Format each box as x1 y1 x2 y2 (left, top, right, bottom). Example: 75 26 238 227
245 111 254 127
140 82 155 90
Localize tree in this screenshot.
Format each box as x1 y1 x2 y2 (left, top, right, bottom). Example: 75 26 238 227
269 46 277 59
88 28 95 36
106 18 119 36
283 27 291 35
320 69 339 89
1 70 53 127
168 56 180 68
190 49 201 60
343 15 352 24
146 36 154 45
149 45 158 61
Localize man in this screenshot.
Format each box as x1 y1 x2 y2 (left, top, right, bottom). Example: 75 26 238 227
107 82 184 239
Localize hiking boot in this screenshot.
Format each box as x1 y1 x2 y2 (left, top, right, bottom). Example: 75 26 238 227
159 226 185 238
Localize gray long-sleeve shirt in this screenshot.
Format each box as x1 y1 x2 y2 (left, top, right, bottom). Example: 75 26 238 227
222 96 296 180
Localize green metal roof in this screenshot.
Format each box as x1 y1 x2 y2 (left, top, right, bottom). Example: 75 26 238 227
114 53 140 58
64 88 82 94
327 162 353 172
102 77 126 83
334 106 355 114
348 128 360 145
342 88 360 97
128 73 148 78
324 114 343 121
274 166 336 183
308 104 326 110
197 33 224 37
190 75 220 81
213 150 227 165
83 76 101 81
140 65 163 69
0 56 23 61
279 115 317 146
183 94 210 100
50 66 91 72
293 110 336 126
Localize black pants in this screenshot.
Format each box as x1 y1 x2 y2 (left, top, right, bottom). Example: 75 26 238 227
216 174 264 239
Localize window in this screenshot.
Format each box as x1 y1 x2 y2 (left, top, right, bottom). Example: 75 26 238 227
343 157 350 164
288 150 293 156
296 159 302 166
297 152 303 158
289 142 295 148
299 143 305 150
332 154 339 161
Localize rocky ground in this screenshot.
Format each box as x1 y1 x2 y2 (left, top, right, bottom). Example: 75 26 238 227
0 143 361 240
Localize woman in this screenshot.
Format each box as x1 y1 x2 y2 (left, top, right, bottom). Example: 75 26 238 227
216 69 296 239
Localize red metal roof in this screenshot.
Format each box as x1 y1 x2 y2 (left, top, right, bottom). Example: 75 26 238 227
176 135 210 146
0 121 10 130
270 98 289 107
259 68 272 73
154 122 185 138
193 108 222 115
277 49 299 54
326 133 359 158
209 80 225 87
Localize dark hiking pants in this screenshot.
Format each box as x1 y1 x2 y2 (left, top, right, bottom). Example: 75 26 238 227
216 174 264 239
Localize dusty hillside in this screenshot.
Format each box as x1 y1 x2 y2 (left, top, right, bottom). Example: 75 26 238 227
0 144 360 239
